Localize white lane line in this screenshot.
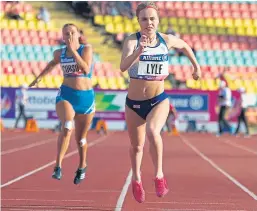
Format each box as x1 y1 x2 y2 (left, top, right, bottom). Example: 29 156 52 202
180 135 257 201
2 133 37 143
114 169 132 211
1 134 112 188
1 138 56 155
223 139 257 155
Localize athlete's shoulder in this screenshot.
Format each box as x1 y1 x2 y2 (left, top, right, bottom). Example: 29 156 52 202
158 32 179 49
158 32 171 43
53 49 62 57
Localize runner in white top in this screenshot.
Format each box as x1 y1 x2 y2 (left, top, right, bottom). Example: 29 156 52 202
120 2 201 203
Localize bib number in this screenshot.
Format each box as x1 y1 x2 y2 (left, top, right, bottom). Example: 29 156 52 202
138 62 169 76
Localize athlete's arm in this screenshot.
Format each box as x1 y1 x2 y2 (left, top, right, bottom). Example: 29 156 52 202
162 33 201 80
71 45 93 74
29 50 60 87
120 34 143 72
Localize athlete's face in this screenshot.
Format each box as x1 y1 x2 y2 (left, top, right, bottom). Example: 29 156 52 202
138 8 159 36
62 25 80 44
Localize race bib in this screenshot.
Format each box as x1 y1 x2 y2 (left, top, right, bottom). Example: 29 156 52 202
138 54 169 76
62 63 80 74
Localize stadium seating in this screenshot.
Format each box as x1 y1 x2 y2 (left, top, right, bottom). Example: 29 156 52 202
0 1 126 90
92 2 257 93
1 1 257 93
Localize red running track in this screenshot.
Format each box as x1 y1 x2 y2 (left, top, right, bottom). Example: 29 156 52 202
1 130 257 211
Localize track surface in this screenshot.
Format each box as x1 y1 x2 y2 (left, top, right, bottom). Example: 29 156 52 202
1 130 257 211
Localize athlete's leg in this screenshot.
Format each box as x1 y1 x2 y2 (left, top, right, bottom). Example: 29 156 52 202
146 98 169 179
146 98 169 197
55 100 75 168
125 105 146 182
125 105 146 203
72 112 95 184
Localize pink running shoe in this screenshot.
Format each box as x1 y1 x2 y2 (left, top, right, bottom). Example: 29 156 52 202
154 177 169 197
132 180 145 203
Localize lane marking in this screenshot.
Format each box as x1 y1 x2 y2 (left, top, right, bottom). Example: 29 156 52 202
180 135 257 201
1 134 112 188
114 169 132 211
1 138 56 155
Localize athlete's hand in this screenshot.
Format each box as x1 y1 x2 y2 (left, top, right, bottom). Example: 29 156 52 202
192 67 201 80
138 34 148 53
67 35 77 52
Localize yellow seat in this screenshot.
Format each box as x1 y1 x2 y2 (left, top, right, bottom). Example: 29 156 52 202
53 75 63 87
169 18 178 26
243 19 253 28
92 77 97 87
160 17 168 25
45 22 55 31
253 19 257 28
7 74 18 87
188 18 197 26
98 77 109 89
206 18 215 27
186 79 195 89
17 75 26 86
1 75 9 87
234 19 244 28
107 77 118 89
236 28 245 36
224 18 234 28
115 23 124 33
215 18 224 27
124 22 134 34
131 16 138 25
37 81 46 88
134 23 140 31
8 19 18 29
27 20 37 30
94 15 104 25
104 15 113 25
0 11 4 20
25 75 35 85
190 26 198 34
17 20 27 30
227 28 236 35
37 20 46 30
179 26 188 34
164 80 172 89
178 18 187 26
234 79 243 89
217 27 226 35
43 75 53 84
24 12 35 21
105 23 115 34
160 25 168 33
199 27 208 34
197 18 205 26
0 19 8 29
113 15 123 24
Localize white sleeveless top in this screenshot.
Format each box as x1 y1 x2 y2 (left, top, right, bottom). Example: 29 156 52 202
128 32 169 81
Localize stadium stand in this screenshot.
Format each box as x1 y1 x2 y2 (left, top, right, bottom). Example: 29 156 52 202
1 1 256 93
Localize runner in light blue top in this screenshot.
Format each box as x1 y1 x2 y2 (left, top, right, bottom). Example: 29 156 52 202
29 23 94 185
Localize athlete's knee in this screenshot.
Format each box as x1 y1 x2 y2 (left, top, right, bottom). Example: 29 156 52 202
130 145 144 153
146 125 160 141
62 120 73 136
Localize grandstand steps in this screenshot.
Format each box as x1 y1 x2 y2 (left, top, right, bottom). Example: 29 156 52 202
29 1 121 69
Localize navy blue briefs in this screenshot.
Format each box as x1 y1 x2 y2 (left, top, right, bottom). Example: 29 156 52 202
126 92 168 120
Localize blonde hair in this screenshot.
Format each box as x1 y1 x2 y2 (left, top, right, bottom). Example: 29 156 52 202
136 2 159 18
